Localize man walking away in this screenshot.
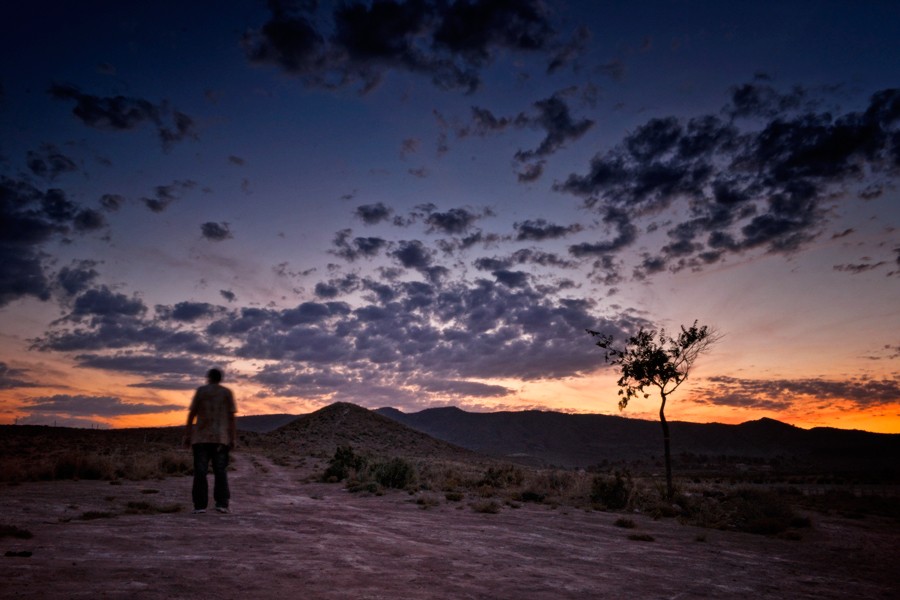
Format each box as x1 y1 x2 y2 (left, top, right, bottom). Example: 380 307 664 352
184 368 237 514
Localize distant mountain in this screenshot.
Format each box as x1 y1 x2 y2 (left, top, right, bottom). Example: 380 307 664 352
237 413 299 433
375 406 900 471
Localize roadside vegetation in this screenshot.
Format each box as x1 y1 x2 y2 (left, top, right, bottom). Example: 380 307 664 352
318 445 832 538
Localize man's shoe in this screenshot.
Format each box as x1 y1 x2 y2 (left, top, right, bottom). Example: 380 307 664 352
215 506 230 514
192 508 206 514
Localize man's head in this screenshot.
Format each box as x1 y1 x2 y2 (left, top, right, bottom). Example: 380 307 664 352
207 368 223 384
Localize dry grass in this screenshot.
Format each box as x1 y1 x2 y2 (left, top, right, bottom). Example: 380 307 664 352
0 425 191 483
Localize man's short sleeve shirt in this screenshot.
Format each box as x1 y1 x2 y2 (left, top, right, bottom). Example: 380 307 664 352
190 384 237 444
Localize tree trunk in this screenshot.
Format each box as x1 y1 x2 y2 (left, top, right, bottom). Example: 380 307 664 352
659 391 673 500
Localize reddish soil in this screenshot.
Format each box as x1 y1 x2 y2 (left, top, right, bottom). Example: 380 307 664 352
1 453 897 599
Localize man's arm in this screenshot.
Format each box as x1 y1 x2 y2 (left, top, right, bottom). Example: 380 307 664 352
183 404 197 449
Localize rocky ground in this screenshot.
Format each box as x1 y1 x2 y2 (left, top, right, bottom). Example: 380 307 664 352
1 451 898 599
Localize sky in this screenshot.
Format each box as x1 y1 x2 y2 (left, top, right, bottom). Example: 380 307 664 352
1 0 898 432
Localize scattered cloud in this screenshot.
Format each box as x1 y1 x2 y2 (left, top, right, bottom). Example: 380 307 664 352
26 144 78 180
0 363 37 389
201 222 233 241
514 218 582 241
0 176 108 307
141 180 196 213
48 83 198 150
23 394 183 417
243 0 565 94
696 375 900 410
555 86 900 273
356 202 393 224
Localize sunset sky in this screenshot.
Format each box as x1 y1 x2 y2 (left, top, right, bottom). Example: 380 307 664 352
1 1 898 432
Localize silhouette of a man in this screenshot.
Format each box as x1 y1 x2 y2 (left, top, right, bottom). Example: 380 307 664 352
184 368 237 514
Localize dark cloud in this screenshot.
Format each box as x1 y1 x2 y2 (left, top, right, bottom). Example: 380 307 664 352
244 0 561 93
556 85 900 271
417 378 511 398
220 289 237 303
158 301 225 323
514 92 594 163
24 393 183 416
468 90 593 178
48 84 197 150
492 269 529 288
99 193 125 212
833 261 886 274
547 25 591 74
26 144 78 179
391 239 434 269
568 207 637 257
0 177 107 306
201 222 233 241
331 229 388 261
514 218 582 241
400 137 419 158
71 286 146 319
697 375 900 410
228 155 246 166
56 260 100 297
0 362 36 389
516 161 544 182
425 207 479 234
141 180 196 213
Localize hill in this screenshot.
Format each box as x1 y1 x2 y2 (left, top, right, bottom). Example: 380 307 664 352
375 406 900 473
261 402 478 462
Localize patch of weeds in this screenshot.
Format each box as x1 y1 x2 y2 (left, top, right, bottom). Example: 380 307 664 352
479 465 523 489
108 480 123 486
695 533 708 542
416 495 441 510
471 500 501 514
346 480 379 494
723 488 799 535
628 533 655 542
444 491 464 502
519 490 546 503
0 525 33 539
140 489 159 494
613 517 636 529
79 511 116 520
590 470 632 510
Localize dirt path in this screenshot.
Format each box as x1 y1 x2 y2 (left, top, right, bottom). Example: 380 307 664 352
1 452 897 599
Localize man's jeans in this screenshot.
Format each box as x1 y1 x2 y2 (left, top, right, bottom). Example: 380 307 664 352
192 443 230 510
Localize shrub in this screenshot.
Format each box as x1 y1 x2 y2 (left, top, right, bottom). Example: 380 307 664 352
519 490 546 503
323 446 366 482
416 495 440 509
590 471 632 510
479 465 523 489
723 488 798 535
628 533 655 542
613 517 636 529
471 500 501 514
445 491 464 502
374 458 416 490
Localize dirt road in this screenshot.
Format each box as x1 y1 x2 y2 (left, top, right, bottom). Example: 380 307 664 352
1 453 897 599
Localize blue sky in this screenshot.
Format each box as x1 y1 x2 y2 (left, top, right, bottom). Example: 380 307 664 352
1 0 898 431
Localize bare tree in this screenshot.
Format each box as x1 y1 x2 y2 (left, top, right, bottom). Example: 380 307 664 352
588 320 719 499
